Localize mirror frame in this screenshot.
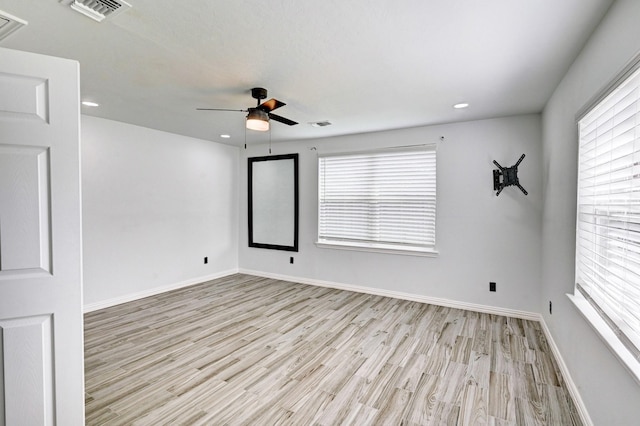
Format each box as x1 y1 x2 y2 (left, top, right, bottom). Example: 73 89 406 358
248 153 299 252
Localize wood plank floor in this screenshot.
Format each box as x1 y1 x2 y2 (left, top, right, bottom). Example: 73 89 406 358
84 274 582 425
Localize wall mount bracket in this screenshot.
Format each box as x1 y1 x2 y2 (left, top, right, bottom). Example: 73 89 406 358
493 154 528 196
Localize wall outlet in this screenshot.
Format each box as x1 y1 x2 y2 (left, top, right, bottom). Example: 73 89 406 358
204 256 208 264
489 282 496 292
290 257 294 264
549 301 552 314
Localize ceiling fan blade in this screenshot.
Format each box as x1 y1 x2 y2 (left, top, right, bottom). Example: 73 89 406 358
257 98 285 112
269 113 298 126
196 108 247 112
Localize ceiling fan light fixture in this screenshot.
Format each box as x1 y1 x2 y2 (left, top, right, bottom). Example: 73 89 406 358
246 108 269 131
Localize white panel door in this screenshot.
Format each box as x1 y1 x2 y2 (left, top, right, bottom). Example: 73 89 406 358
0 47 84 425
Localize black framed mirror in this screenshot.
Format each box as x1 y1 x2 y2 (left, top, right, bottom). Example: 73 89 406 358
248 153 299 251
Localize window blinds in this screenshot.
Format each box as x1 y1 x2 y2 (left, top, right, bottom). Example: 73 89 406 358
318 147 436 251
576 66 640 358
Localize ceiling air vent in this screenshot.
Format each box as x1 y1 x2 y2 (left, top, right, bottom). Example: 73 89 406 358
62 0 131 22
0 10 27 41
310 121 332 128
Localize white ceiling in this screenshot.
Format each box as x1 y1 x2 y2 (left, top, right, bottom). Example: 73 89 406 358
0 0 613 146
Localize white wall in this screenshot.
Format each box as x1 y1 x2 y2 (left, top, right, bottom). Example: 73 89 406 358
541 0 640 423
239 115 542 313
82 116 239 307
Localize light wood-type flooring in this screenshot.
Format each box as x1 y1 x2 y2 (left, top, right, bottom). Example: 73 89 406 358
84 274 582 425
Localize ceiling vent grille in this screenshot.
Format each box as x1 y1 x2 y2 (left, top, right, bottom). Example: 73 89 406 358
310 121 332 127
0 10 27 41
64 0 131 22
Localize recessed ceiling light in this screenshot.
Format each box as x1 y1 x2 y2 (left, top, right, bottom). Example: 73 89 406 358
82 101 99 107
220 134 231 138
453 103 469 109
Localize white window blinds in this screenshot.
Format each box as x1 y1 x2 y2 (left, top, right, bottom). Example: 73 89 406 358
576 66 640 359
318 147 436 252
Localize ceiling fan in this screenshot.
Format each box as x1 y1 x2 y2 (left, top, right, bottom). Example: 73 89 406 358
197 87 298 132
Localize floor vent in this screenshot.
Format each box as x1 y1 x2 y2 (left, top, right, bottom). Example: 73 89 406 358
63 0 131 22
0 10 27 41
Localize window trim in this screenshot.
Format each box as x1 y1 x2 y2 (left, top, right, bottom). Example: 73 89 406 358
568 291 640 385
315 239 439 257
572 50 640 383
316 145 437 256
576 51 640 122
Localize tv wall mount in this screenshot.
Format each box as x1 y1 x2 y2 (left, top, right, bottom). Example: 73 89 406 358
493 154 528 196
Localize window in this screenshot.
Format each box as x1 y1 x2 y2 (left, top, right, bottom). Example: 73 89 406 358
317 146 436 255
575 64 640 373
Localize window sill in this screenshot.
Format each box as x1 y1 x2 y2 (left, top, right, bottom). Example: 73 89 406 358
315 240 439 257
567 292 640 385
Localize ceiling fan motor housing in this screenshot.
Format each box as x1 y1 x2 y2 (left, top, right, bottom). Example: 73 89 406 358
247 108 268 120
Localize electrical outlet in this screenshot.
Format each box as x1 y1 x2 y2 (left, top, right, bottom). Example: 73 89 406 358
204 257 208 264
290 257 294 264
549 301 552 314
489 282 496 292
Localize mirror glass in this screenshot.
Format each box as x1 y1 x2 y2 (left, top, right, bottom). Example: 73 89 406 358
248 154 299 251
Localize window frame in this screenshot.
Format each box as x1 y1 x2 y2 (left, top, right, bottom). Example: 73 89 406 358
571 53 640 384
316 145 438 257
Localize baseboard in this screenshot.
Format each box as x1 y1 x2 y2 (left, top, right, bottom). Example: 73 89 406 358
538 317 593 426
238 268 540 321
83 268 239 313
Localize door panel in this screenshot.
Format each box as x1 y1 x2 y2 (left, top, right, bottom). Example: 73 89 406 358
0 315 54 425
0 145 51 274
0 47 84 425
0 72 49 122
